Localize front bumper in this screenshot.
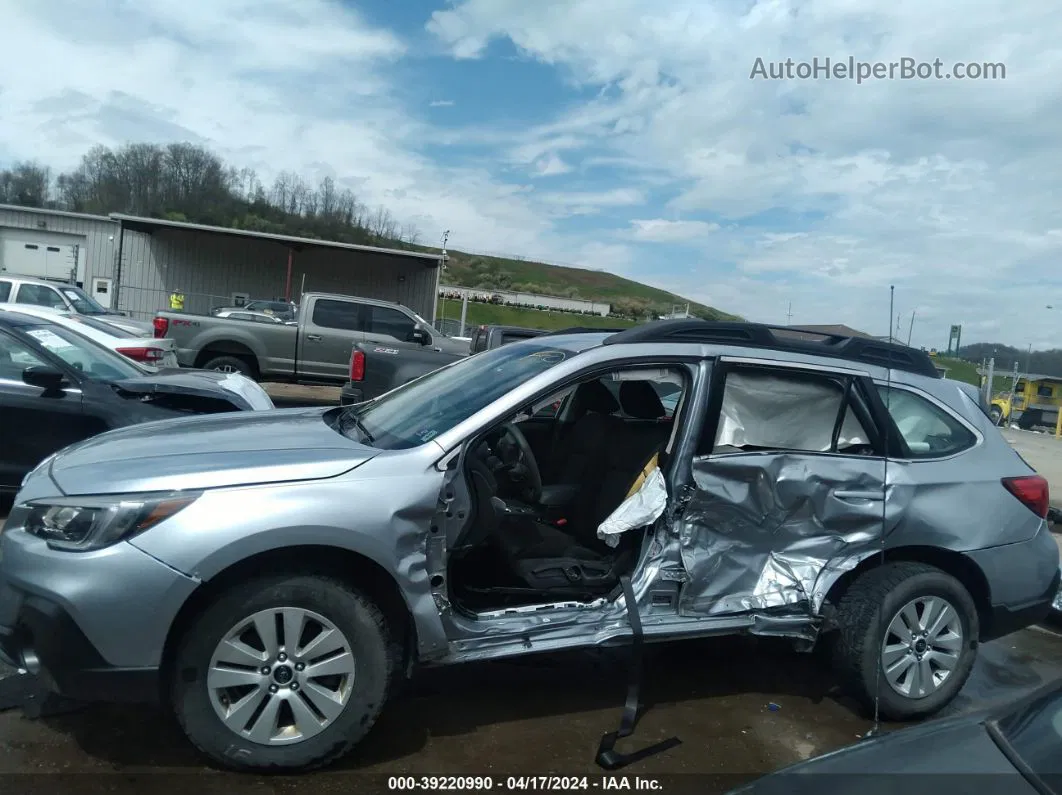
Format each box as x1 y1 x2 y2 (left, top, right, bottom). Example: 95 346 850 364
0 523 199 704
0 596 159 703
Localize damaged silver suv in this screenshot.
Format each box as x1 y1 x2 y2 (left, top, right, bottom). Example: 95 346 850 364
1 321 1059 772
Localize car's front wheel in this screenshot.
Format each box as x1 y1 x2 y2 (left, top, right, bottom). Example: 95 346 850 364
832 562 979 721
988 405 1004 425
170 574 397 772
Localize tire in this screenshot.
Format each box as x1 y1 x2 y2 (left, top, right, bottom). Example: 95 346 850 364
1018 410 1039 431
201 355 256 380
988 406 1003 426
170 574 397 772
832 562 978 721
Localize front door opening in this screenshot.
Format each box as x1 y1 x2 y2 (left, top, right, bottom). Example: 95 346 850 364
447 365 688 613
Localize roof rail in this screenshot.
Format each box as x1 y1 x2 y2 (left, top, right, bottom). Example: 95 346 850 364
603 320 940 379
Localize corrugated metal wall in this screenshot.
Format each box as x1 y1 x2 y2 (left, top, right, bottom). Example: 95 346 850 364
116 227 439 321
0 206 117 285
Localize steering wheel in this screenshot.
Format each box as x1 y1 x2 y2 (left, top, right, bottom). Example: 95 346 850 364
498 421 543 504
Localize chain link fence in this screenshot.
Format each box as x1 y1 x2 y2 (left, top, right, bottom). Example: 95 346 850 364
117 285 288 321
434 317 468 337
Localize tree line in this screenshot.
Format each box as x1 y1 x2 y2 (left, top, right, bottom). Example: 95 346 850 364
0 142 421 248
957 342 1062 378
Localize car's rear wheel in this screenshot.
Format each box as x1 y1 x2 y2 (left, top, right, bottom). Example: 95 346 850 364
201 355 256 380
832 562 978 721
170 574 396 772
988 405 1004 425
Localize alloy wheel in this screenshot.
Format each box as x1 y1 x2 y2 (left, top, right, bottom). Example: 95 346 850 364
207 607 356 745
880 596 963 699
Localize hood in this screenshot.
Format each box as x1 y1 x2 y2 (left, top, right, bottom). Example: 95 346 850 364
113 368 275 411
46 407 378 495
727 715 1006 794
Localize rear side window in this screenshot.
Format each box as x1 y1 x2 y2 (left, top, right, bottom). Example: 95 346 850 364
0 281 10 301
701 366 876 456
312 299 362 331
877 386 976 458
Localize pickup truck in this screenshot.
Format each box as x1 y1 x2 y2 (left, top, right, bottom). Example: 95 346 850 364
340 323 545 405
153 292 467 383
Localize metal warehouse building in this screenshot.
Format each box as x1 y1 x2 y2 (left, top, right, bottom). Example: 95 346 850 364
0 205 443 322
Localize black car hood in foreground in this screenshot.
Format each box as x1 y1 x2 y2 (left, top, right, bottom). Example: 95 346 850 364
726 710 1038 795
112 367 271 412
45 407 378 495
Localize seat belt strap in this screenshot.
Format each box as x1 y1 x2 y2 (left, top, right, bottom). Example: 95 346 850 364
594 574 682 770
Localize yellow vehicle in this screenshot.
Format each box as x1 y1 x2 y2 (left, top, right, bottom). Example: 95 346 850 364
988 373 1062 429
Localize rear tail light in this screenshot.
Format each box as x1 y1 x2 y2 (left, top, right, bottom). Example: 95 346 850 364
117 346 165 364
1002 475 1050 519
153 316 169 338
350 350 365 382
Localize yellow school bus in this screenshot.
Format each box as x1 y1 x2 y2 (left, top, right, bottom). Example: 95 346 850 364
988 373 1062 429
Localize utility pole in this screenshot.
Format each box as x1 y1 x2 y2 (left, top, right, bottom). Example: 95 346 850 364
907 310 916 346
888 286 895 344
786 302 792 325
1025 343 1032 376
984 357 996 405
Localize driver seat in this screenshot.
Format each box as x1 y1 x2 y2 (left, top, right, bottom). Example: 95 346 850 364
493 447 665 594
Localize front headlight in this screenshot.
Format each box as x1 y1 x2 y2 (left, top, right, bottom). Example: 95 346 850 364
19 492 200 552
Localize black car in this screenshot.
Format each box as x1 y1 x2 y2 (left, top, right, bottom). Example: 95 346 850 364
0 308 274 492
728 676 1062 795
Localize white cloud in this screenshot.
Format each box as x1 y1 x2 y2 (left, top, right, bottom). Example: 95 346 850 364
532 153 572 177
429 99 456 107
427 0 1062 349
5 1 1062 350
628 218 719 242
0 1 618 275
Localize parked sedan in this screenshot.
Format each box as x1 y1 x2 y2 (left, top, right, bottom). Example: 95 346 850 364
213 309 291 325
212 300 297 322
0 308 274 492
0 305 180 370
727 676 1062 794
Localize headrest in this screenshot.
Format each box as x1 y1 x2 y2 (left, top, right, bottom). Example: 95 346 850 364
619 380 665 419
573 379 620 415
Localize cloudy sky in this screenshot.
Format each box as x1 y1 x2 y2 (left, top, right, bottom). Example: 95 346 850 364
1 0 1059 350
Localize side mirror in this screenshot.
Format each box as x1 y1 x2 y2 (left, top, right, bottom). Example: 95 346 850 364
409 328 430 346
23 365 68 393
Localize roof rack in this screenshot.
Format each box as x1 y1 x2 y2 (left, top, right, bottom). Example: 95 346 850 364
603 320 940 379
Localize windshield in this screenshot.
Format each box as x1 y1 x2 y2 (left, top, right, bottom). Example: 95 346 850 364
23 322 145 381
993 680 1062 785
340 341 570 449
60 286 110 316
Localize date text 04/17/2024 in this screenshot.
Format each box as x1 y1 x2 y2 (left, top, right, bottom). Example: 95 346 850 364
387 776 665 791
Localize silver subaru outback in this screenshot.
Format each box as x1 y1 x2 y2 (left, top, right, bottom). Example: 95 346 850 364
1 321 1059 772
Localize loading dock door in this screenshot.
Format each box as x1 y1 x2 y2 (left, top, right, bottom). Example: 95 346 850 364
0 233 82 282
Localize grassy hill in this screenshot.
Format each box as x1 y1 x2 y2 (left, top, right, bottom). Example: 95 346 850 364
436 249 740 322
437 300 639 332
935 356 1016 393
